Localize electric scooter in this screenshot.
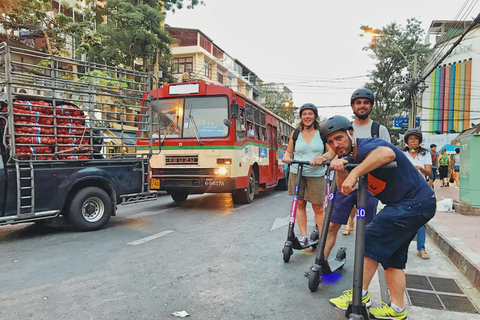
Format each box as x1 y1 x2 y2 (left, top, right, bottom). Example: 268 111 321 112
344 162 397 320
282 159 320 263
307 166 347 292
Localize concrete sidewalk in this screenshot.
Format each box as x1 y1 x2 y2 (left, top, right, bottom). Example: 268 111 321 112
426 179 480 290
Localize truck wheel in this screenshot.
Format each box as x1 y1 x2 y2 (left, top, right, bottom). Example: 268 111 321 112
171 191 188 203
232 170 255 204
68 187 112 231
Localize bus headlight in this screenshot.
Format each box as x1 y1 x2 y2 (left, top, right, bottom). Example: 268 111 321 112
214 167 228 175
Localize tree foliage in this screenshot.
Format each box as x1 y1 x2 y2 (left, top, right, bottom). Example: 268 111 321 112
0 0 78 54
1 0 202 77
361 19 432 131
259 84 296 124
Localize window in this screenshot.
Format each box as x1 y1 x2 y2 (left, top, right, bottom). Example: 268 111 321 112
254 108 260 124
217 72 224 84
246 103 253 122
204 61 212 79
236 108 246 141
173 57 193 74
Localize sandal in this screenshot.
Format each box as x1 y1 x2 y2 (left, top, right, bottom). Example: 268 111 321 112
417 250 430 259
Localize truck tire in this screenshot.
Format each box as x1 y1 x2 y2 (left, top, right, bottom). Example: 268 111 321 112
232 170 255 204
171 191 189 203
67 187 112 231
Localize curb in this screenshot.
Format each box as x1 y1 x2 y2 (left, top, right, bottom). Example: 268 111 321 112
427 218 480 290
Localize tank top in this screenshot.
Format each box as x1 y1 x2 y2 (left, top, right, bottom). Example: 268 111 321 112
455 154 460 166
290 130 326 177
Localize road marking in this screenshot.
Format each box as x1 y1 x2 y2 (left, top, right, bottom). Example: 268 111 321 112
127 230 174 246
271 215 290 231
126 209 170 219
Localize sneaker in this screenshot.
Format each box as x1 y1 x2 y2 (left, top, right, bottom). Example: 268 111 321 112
299 235 308 247
329 289 371 310
369 301 407 319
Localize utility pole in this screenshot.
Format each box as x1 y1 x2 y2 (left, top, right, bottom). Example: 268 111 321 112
408 53 418 129
153 1 165 87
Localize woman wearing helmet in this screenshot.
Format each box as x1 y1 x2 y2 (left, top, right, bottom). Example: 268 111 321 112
282 103 335 246
403 128 432 260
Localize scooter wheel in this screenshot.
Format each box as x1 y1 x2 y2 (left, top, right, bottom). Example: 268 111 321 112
336 247 347 260
310 229 319 241
308 267 322 292
282 245 292 263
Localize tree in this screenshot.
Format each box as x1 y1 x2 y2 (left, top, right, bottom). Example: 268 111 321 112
77 0 202 77
1 0 202 76
0 0 76 54
259 84 296 124
361 19 432 132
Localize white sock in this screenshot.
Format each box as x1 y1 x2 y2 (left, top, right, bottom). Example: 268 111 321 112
390 302 404 313
362 290 368 297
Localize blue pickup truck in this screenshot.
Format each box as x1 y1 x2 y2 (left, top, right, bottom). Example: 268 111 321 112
0 43 158 231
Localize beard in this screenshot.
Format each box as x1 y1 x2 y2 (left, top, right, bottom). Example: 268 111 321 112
354 109 371 120
336 139 353 157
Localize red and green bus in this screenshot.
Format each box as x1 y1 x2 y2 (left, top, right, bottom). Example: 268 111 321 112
140 81 294 204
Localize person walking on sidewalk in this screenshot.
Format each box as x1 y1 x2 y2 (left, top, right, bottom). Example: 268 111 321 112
332 89 390 244
452 148 460 188
428 144 439 189
282 103 335 247
439 148 450 187
321 116 436 320
403 129 432 260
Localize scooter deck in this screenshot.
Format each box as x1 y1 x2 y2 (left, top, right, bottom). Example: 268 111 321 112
323 257 346 274
291 238 319 250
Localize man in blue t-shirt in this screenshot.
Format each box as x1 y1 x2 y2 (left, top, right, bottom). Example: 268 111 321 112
319 116 436 320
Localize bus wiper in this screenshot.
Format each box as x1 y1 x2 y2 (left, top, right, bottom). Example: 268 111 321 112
160 114 178 146
188 104 204 146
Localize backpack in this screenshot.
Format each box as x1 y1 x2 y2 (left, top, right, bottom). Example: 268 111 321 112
439 154 449 166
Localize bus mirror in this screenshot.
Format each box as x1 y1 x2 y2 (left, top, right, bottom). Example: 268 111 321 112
223 119 232 127
230 103 239 119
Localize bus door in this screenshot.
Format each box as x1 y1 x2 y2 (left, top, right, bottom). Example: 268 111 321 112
268 124 277 185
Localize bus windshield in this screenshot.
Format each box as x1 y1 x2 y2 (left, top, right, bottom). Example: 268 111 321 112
152 96 229 139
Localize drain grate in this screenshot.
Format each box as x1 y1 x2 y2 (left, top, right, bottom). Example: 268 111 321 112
405 274 479 314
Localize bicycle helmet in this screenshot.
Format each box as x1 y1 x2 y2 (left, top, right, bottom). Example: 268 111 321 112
351 88 374 105
404 128 423 144
320 115 353 143
299 103 318 119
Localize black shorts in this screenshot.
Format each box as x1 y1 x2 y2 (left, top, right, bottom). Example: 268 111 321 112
439 165 449 179
364 196 436 269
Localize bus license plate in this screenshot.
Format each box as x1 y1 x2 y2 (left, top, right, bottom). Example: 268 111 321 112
150 178 160 189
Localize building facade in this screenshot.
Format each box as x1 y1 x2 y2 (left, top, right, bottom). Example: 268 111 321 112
167 26 262 101
420 21 479 134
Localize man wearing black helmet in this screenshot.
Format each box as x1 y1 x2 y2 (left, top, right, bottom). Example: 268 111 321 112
327 88 390 244
321 115 435 320
282 103 335 247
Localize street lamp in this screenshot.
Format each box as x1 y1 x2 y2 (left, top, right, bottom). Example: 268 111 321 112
282 101 291 108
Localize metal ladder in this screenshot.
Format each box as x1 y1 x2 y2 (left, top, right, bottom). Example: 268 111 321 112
142 159 150 192
15 160 35 215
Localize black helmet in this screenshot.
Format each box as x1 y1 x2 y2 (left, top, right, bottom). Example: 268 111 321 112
320 115 353 143
299 103 318 119
404 128 423 143
351 88 374 105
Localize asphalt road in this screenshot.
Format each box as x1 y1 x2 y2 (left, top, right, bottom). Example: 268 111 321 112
1 190 479 320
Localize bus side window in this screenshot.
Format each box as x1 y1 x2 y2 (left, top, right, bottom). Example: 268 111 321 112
236 108 246 141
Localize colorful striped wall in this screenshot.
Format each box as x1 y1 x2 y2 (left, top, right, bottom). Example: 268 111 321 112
429 59 472 133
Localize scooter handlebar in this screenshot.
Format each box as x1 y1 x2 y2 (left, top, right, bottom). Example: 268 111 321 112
324 161 397 171
290 159 312 166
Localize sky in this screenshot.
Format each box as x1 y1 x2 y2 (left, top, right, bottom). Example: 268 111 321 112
165 0 480 119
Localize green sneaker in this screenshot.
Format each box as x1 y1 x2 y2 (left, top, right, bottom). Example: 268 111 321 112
369 301 408 320
329 289 371 310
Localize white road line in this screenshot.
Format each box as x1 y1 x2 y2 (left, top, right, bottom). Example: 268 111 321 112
126 209 170 219
127 230 175 246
